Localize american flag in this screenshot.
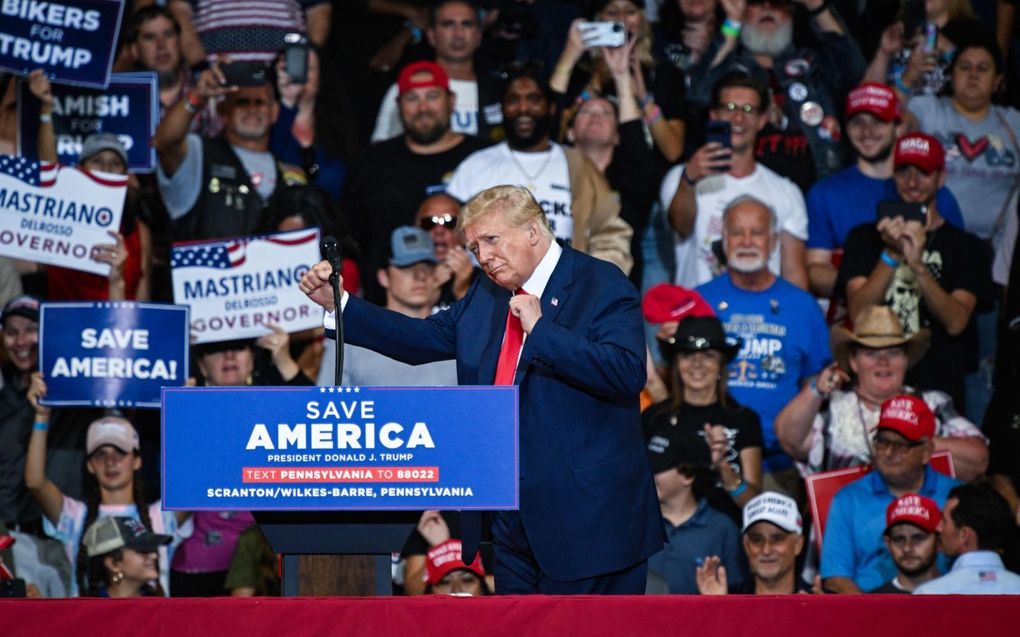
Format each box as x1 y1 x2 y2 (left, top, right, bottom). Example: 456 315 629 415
0 156 57 187
979 571 998 582
171 229 319 270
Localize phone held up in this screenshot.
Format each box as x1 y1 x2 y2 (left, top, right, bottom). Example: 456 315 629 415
706 120 733 172
877 200 927 224
579 21 626 48
220 61 269 87
283 32 309 84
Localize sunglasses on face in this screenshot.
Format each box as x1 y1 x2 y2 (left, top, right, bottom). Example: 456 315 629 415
420 214 458 231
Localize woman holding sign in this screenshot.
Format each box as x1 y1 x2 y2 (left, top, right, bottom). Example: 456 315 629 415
26 70 152 302
24 374 189 596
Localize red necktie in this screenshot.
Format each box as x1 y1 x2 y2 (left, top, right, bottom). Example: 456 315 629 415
494 289 526 385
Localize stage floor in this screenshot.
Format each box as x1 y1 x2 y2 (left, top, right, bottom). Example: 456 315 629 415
4 594 1016 637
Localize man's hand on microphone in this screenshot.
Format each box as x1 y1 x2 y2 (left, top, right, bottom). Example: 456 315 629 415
299 260 342 312
510 294 542 333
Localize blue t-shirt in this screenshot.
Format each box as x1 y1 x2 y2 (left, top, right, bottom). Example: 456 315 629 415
806 165 964 250
647 499 746 594
820 465 960 591
696 275 831 472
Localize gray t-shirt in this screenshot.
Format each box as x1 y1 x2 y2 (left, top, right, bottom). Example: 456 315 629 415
156 133 278 220
908 95 1020 247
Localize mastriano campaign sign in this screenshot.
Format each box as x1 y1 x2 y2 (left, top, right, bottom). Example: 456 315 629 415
0 155 125 275
171 228 324 343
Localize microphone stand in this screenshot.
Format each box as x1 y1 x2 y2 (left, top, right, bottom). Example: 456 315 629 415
329 264 344 386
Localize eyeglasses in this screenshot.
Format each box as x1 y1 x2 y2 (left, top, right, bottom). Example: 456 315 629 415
887 531 932 549
420 214 457 231
872 436 925 453
717 102 762 115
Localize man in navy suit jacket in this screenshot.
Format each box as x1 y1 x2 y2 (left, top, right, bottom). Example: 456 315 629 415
300 185 663 594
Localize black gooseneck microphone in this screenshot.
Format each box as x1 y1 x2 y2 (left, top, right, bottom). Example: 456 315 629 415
321 235 344 386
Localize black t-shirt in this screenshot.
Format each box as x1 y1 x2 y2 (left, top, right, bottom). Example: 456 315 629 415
642 398 764 523
755 70 817 194
836 220 994 408
341 134 488 304
730 577 814 594
606 120 657 285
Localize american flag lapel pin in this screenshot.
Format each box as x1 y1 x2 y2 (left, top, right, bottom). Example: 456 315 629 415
551 297 559 307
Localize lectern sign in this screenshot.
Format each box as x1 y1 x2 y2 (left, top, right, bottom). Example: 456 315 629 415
162 386 519 510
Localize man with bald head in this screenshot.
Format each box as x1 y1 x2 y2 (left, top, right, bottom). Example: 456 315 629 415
695 196 830 497
301 185 662 594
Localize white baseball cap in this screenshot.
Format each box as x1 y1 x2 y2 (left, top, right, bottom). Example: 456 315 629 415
86 416 139 455
743 491 802 535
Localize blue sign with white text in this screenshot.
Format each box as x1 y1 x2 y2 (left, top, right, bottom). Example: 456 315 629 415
19 72 159 172
39 302 189 408
162 386 519 511
0 0 125 88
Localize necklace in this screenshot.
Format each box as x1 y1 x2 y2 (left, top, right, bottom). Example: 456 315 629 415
508 147 554 192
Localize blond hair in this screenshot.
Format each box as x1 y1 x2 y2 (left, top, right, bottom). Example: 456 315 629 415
457 185 554 239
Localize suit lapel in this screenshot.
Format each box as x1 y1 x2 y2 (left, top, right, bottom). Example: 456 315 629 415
479 285 512 385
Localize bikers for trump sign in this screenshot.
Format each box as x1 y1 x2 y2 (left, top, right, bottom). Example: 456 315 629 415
171 228 323 344
39 302 190 408
18 72 159 172
0 0 125 88
0 155 125 274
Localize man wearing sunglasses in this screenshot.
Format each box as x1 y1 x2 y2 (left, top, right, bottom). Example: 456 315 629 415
820 394 960 593
154 58 307 242
415 194 478 304
870 493 941 593
661 72 809 291
687 0 866 193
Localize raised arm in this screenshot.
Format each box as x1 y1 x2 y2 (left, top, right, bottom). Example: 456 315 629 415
23 373 63 525
775 362 848 460
153 62 233 176
27 70 56 163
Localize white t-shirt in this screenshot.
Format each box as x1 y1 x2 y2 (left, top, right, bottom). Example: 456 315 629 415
447 142 574 244
371 79 480 142
659 163 808 288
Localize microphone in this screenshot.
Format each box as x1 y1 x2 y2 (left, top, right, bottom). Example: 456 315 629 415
320 235 345 386
321 235 342 274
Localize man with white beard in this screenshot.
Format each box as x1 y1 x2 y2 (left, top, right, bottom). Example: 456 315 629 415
696 196 830 500
688 0 866 193
660 72 808 291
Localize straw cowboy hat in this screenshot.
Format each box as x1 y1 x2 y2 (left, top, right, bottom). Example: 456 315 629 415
830 306 930 371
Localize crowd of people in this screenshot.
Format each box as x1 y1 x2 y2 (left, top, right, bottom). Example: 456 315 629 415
2 0 1020 598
